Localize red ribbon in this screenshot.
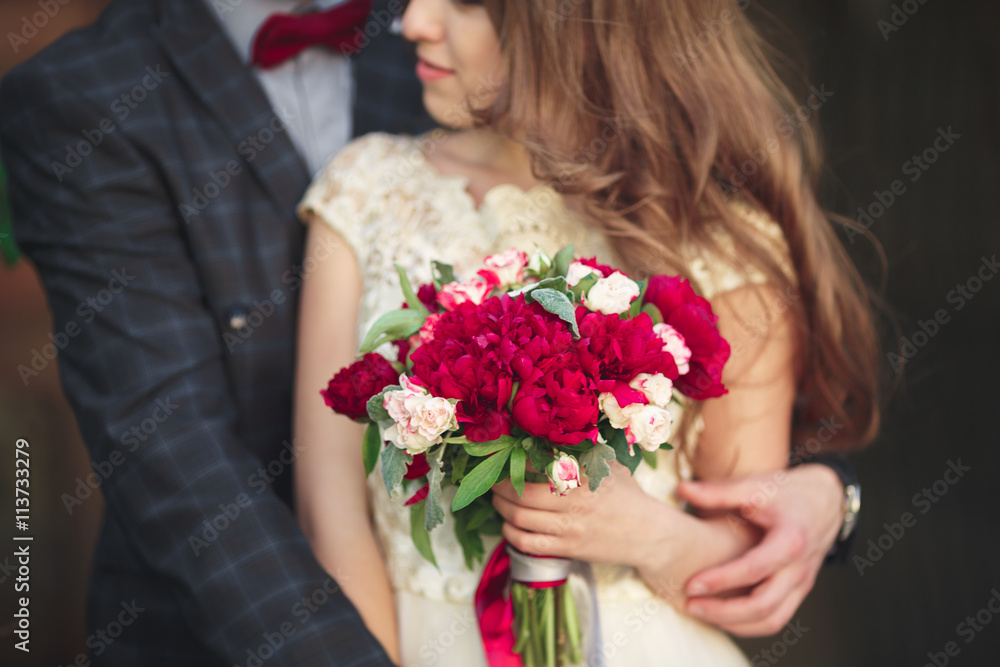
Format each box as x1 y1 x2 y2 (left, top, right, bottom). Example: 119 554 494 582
475 541 571 666
475 540 522 667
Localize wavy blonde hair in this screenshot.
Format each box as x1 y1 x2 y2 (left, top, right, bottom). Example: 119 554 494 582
472 0 880 451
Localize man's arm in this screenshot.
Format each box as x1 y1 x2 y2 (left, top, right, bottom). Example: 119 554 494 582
0 66 391 666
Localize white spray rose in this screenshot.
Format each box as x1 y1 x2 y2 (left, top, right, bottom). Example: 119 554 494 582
583 272 640 315
628 373 674 408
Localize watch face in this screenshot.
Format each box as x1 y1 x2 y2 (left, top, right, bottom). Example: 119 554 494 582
840 484 862 541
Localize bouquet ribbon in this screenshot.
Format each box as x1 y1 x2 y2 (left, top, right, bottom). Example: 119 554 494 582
475 539 604 667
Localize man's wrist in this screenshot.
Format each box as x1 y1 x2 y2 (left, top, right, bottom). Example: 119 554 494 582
789 453 861 566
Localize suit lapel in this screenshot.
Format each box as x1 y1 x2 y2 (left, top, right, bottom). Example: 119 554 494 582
150 0 310 216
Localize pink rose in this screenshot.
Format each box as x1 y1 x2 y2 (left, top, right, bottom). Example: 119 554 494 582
483 248 529 286
437 273 500 311
383 375 458 454
546 453 581 496
653 323 692 376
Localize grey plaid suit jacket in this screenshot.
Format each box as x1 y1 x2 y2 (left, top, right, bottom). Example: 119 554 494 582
0 0 434 664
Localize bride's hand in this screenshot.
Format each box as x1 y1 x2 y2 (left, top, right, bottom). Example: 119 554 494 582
491 462 688 574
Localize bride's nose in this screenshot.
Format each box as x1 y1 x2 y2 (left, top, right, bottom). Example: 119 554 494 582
401 0 446 44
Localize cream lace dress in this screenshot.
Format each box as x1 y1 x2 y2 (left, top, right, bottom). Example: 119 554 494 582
299 132 789 667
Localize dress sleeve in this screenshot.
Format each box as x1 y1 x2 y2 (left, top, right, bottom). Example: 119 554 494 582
297 133 388 267
687 200 796 300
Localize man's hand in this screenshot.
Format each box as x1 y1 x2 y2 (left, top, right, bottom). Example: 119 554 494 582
677 463 844 636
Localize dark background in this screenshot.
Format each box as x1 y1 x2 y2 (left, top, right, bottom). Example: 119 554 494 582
0 0 997 665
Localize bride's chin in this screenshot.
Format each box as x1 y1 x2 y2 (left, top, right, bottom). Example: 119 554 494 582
422 90 478 130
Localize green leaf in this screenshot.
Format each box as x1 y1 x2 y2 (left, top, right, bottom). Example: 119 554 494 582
569 274 598 302
552 245 575 278
529 288 581 338
366 387 398 423
642 302 664 325
463 436 518 457
627 280 648 319
361 423 381 477
381 443 411 495
465 501 496 531
359 309 427 354
579 440 616 492
451 448 469 484
660 441 675 451
603 425 641 474
410 501 438 568
432 260 458 288
641 449 659 469
396 264 430 316
510 446 527 498
452 448 512 511
453 506 486 569
525 439 554 479
425 447 446 532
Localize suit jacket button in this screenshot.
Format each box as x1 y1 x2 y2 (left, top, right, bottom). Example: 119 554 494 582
227 306 249 330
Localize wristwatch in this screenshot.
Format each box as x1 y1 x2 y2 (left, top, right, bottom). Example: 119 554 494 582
789 452 861 566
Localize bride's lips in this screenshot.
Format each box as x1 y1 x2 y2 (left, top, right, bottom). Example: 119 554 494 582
416 58 455 82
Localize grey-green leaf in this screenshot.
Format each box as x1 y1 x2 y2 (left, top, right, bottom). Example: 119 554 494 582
579 440 616 492
452 448 512 511
361 422 381 477
381 443 411 495
530 288 581 338
425 447 446 532
367 387 398 423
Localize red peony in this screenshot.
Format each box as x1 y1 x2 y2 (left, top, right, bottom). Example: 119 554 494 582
644 275 730 399
575 308 680 390
577 257 620 278
321 353 399 421
409 295 578 442
511 360 600 445
408 301 511 442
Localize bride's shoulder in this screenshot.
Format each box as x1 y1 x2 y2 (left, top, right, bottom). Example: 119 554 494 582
686 199 796 299
318 132 423 182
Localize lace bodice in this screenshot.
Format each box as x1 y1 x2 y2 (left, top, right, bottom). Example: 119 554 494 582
298 132 791 608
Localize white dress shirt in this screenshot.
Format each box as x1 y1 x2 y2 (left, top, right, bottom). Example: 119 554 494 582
206 0 355 176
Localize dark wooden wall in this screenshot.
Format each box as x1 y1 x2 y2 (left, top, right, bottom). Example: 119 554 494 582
736 1 1000 664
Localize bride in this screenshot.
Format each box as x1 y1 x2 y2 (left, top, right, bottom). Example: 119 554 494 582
292 0 879 664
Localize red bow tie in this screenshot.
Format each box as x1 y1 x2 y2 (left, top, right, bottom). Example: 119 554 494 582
250 0 373 69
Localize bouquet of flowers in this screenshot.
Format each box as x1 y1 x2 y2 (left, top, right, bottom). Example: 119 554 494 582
323 246 730 667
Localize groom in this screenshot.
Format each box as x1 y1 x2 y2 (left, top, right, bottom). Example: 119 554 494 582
0 0 858 664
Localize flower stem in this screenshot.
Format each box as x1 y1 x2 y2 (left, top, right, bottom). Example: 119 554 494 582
543 588 556 667
562 583 583 664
